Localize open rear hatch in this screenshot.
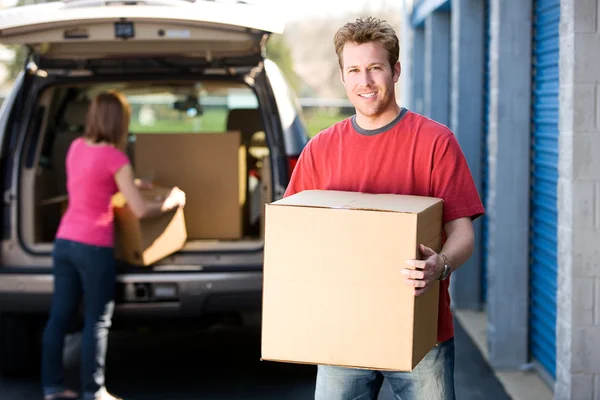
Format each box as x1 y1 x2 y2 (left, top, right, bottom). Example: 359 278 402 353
0 0 283 71
3 0 283 266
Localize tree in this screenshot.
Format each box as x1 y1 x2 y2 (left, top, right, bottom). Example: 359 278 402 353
5 0 62 80
7 45 26 80
265 33 301 94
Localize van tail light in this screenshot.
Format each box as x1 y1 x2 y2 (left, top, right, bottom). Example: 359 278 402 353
287 155 299 180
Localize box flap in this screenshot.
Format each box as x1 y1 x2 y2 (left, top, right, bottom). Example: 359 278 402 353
272 190 442 214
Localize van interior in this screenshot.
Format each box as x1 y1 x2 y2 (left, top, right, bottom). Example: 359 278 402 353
20 80 273 256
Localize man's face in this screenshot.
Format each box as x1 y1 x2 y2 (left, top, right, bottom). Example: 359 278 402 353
340 41 400 120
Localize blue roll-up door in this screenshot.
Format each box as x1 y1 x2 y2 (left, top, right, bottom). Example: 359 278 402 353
481 0 490 304
529 0 559 380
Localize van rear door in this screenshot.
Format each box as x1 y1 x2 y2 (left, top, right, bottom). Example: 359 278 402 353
0 0 283 70
0 74 25 245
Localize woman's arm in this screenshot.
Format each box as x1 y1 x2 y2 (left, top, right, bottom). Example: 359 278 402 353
114 164 185 219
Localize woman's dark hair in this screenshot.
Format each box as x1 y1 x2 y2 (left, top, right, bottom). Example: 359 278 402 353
84 91 131 148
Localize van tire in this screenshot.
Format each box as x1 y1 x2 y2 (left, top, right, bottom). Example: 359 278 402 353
0 313 43 377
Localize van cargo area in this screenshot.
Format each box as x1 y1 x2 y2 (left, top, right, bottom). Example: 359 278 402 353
22 80 274 263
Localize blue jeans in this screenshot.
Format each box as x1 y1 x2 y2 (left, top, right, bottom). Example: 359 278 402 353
315 338 455 400
42 239 116 400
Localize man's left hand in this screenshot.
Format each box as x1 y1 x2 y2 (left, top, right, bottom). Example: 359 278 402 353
402 244 443 296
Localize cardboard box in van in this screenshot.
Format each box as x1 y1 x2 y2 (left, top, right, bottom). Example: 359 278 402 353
112 186 187 266
134 132 246 240
261 190 443 371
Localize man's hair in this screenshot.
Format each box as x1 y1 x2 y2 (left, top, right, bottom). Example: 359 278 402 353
334 17 399 70
84 91 131 148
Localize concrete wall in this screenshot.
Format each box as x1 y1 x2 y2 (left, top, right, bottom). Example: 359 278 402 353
406 0 600 396
555 0 600 398
412 27 425 115
424 11 450 126
448 0 485 310
485 0 532 369
399 1 414 110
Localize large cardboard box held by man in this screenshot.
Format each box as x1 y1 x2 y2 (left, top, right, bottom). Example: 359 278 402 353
112 186 187 266
261 190 444 371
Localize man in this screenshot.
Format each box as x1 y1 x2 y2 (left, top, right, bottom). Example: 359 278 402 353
284 17 485 400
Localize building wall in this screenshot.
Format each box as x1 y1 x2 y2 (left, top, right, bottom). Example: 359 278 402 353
486 0 532 370
407 0 532 369
424 11 451 127
401 0 600 397
448 0 485 310
412 27 425 115
555 0 600 398
399 0 414 110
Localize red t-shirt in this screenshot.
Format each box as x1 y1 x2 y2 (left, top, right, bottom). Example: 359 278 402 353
284 108 485 343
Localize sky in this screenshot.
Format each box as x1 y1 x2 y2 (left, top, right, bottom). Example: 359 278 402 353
277 0 402 22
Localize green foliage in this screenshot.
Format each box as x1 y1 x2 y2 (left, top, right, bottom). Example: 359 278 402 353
303 108 355 137
5 0 62 80
7 45 26 81
129 107 228 133
128 102 352 139
265 34 300 94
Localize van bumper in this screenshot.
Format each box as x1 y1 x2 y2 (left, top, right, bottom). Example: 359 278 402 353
0 270 264 317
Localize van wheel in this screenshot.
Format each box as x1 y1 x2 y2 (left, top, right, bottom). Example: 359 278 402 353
0 313 43 377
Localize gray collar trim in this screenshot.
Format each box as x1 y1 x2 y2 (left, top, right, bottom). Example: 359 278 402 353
351 108 409 136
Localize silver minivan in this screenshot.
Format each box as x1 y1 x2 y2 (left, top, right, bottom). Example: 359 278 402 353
0 0 309 375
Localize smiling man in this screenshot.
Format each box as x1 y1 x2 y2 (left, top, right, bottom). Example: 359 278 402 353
284 17 485 400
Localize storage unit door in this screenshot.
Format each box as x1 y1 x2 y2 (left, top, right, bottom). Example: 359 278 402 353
529 0 560 381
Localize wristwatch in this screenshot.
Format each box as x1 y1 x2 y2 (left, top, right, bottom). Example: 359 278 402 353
438 253 452 281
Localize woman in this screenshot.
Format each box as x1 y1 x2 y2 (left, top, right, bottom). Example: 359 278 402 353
41 91 186 400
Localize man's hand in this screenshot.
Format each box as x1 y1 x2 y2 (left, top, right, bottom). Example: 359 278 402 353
402 244 443 296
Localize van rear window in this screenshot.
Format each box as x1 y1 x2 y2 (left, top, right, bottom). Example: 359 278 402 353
127 86 258 135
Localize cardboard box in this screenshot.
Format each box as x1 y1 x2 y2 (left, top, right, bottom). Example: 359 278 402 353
261 190 444 371
133 132 246 240
112 187 187 266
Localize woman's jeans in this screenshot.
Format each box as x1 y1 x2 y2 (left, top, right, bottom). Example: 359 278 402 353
42 239 116 400
315 338 455 400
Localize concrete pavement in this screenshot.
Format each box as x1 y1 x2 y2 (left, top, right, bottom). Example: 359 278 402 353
0 315 511 399
377 318 511 400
